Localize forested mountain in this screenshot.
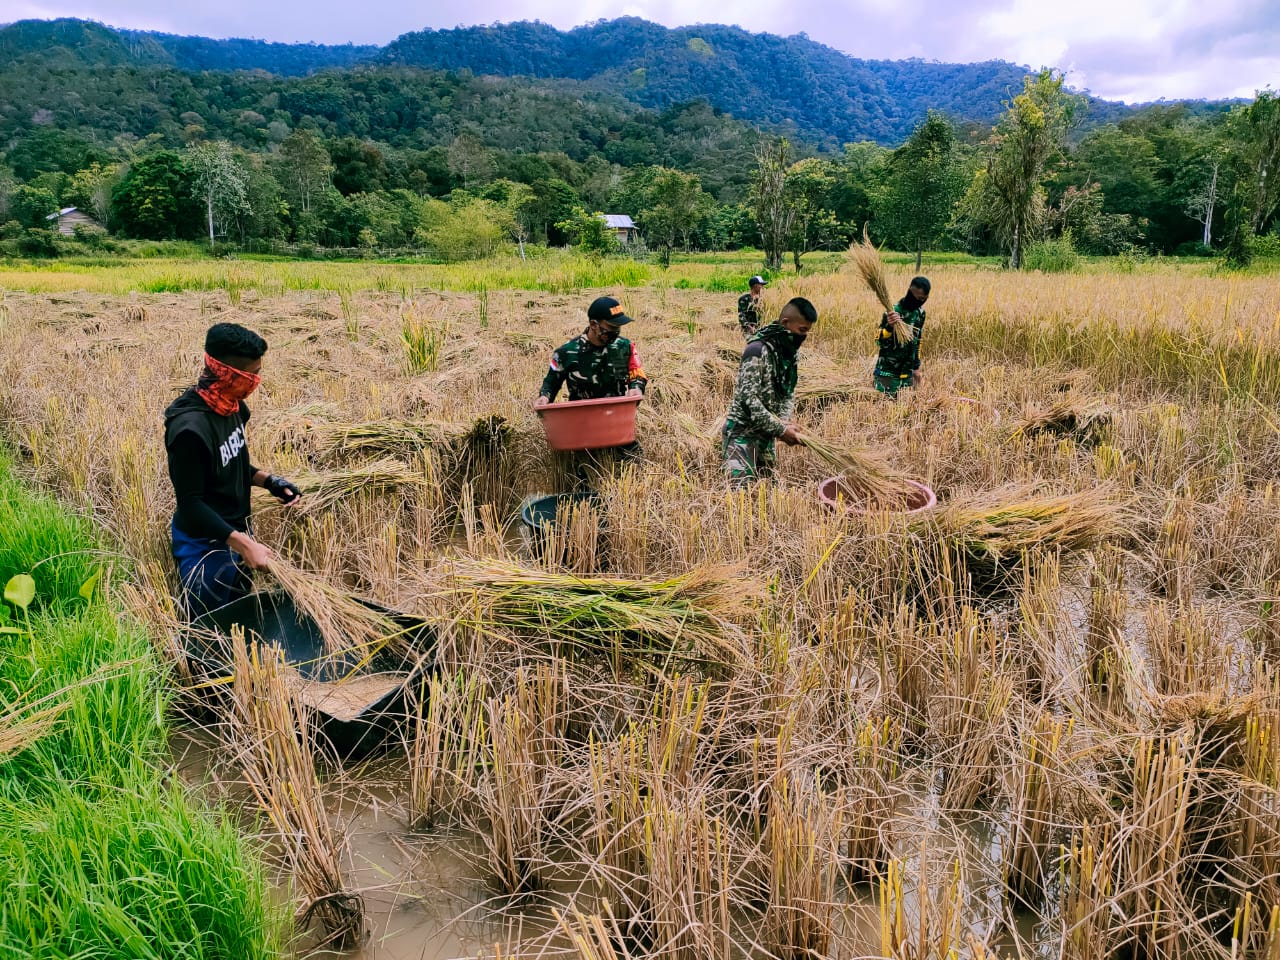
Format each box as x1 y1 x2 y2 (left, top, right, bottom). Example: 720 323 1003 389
2 16 1176 149
0 18 376 75
381 18 1074 144
0 17 1266 263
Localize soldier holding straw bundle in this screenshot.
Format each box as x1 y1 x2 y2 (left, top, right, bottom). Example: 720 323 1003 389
873 276 930 395
164 323 303 616
721 297 818 485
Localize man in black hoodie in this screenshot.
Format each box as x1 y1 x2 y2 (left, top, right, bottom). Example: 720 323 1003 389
164 322 302 616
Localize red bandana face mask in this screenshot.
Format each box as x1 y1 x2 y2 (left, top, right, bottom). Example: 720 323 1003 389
197 353 261 416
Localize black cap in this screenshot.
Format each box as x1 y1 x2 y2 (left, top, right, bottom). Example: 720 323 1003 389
587 296 633 325
749 275 767 286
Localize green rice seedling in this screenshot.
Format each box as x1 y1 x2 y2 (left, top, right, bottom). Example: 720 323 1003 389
402 306 447 373
225 632 366 947
338 287 358 341
476 285 490 329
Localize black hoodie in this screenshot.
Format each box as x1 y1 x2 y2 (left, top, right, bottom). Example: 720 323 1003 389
163 388 258 541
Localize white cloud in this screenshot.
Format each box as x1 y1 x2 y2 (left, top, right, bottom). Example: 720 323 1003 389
7 0 1279 100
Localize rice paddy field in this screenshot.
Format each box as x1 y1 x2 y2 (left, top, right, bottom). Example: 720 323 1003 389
1 254 1279 959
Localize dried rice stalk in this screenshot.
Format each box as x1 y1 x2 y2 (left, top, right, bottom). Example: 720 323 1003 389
849 225 913 346
935 483 1127 568
801 434 916 508
1014 396 1112 443
266 556 406 655
423 558 756 668
292 458 430 512
225 629 366 947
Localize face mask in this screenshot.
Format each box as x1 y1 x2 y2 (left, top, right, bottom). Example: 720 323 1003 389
902 291 925 312
787 332 808 347
197 353 261 416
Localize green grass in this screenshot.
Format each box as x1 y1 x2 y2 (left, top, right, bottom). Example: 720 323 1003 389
0 453 285 959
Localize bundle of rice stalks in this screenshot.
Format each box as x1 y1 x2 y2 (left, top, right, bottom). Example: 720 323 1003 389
425 558 756 667
1013 397 1112 444
935 485 1127 576
267 556 412 656
315 419 459 459
849 226 913 346
293 458 430 512
802 434 917 508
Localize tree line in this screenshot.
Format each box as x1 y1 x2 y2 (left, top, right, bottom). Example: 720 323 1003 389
1 68 1276 266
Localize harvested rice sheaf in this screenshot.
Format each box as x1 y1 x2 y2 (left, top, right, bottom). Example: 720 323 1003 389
849 226 913 346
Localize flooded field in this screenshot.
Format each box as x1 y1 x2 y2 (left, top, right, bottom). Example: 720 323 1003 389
2 262 1279 959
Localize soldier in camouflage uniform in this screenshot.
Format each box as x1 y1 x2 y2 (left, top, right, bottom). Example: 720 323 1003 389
537 296 648 480
872 276 930 395
737 275 767 339
721 297 817 485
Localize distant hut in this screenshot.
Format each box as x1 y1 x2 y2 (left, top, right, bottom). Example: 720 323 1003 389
601 214 639 245
46 207 103 236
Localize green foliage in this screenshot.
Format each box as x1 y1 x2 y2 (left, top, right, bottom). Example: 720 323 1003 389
9 185 58 228
874 111 967 267
979 69 1081 268
557 207 621 255
0 452 282 954
1023 230 1082 272
111 152 199 240
402 310 447 372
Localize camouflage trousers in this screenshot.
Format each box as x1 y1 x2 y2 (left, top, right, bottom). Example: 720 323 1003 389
873 366 915 395
722 427 776 485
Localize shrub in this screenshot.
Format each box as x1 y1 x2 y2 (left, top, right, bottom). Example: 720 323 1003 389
1023 232 1081 272
16 228 58 258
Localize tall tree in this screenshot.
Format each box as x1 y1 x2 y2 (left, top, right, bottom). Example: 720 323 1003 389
981 70 1079 268
111 151 198 239
875 111 967 270
636 167 714 265
751 138 794 272
783 158 839 272
1224 91 1280 239
187 141 249 251
446 134 495 191
66 162 121 230
278 129 331 218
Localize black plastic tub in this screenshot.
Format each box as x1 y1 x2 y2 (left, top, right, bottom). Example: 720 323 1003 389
518 490 603 557
184 591 435 759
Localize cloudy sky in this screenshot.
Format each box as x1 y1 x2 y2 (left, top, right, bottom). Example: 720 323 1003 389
8 0 1279 102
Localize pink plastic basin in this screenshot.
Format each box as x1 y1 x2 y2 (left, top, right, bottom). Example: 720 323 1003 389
534 395 642 451
817 476 937 515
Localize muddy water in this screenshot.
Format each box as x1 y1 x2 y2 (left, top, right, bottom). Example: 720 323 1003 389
170 724 1041 960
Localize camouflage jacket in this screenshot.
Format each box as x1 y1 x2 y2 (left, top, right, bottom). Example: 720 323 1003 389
874 299 925 375
539 333 648 402
724 325 800 439
737 292 763 337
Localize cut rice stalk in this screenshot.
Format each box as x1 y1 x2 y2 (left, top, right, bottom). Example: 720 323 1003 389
849 225 913 346
801 434 916 508
266 556 409 656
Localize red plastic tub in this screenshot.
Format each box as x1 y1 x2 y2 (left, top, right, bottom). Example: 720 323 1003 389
534 396 642 451
817 476 937 515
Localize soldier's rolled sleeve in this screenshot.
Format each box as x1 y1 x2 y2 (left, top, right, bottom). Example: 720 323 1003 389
540 352 567 400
